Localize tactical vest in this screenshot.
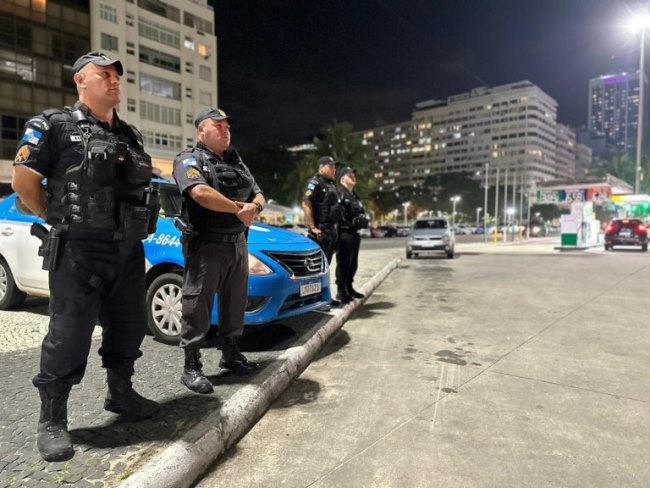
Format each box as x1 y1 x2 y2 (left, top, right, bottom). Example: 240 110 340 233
43 105 156 240
309 174 343 228
339 187 367 231
183 147 255 235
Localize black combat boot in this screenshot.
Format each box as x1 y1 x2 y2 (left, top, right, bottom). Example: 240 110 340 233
37 386 74 462
104 368 160 419
180 349 214 394
347 283 365 299
219 339 260 374
335 283 353 304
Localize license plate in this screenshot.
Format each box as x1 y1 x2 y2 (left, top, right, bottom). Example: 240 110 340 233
420 241 437 248
300 282 321 297
619 229 631 237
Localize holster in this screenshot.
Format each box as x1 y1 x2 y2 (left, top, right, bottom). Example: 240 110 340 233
30 223 63 271
120 202 151 241
174 217 198 256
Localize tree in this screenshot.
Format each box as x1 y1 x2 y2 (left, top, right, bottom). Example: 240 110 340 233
239 144 296 205
312 122 373 200
588 150 636 186
281 154 316 207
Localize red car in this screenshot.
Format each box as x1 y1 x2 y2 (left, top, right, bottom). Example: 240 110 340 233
604 218 648 251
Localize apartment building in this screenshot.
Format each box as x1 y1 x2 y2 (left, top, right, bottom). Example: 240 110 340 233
0 0 217 183
588 71 647 153
92 0 217 176
362 81 581 192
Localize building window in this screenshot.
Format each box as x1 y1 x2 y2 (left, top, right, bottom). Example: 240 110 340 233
140 73 181 100
126 70 135 84
100 33 118 52
127 98 136 112
126 13 135 27
199 65 211 82
142 130 182 152
139 45 180 73
197 43 210 59
126 42 136 56
186 113 193 124
184 36 195 50
185 61 193 74
100 3 118 23
185 87 193 99
183 12 213 34
138 17 180 49
199 91 212 106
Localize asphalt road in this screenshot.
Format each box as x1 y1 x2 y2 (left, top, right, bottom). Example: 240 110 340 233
195 240 650 488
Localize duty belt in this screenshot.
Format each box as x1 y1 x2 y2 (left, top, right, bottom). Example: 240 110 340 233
198 231 245 243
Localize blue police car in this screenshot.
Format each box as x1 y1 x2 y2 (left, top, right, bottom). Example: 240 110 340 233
0 180 331 344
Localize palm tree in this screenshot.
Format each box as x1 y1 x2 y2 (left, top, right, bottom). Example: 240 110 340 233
282 155 317 207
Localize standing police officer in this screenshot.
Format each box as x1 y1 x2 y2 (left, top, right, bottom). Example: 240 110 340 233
173 108 265 395
302 156 343 263
335 166 368 303
11 52 160 462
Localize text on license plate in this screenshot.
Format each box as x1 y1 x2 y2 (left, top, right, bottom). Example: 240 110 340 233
300 282 321 297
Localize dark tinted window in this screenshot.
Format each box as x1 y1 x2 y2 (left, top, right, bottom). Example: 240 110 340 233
159 183 181 217
414 219 447 230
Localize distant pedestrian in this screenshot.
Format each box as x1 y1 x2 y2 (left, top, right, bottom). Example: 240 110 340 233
335 166 368 303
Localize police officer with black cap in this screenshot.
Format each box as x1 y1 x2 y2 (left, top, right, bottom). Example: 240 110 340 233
12 52 160 462
173 108 265 395
302 156 343 263
335 166 369 303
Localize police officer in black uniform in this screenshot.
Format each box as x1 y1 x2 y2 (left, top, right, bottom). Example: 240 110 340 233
335 166 369 303
302 156 343 263
11 52 160 462
173 108 265 395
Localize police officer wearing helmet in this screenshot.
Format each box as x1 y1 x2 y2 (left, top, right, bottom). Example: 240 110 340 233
11 52 160 463
173 108 265 395
302 156 343 263
335 166 368 303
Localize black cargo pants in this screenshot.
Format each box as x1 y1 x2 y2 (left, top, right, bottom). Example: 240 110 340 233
335 230 360 289
308 227 338 263
32 239 147 390
179 234 248 349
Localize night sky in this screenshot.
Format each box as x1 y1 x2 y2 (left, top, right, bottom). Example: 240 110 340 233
210 0 648 149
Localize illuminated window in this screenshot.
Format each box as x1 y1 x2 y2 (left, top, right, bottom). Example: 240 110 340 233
197 44 210 59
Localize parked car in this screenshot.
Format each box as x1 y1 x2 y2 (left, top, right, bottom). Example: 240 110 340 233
604 218 648 251
369 226 386 238
279 223 309 237
406 218 455 259
396 225 411 237
0 179 331 344
359 228 372 238
377 225 398 237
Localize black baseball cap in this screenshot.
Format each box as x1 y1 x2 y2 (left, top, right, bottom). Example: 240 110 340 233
338 166 356 179
194 108 230 128
72 52 123 76
318 156 339 166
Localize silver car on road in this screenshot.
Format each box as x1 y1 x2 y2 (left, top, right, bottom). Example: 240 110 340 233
406 218 455 259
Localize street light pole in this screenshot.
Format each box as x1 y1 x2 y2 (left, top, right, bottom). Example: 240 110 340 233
402 202 410 226
476 207 482 228
636 25 646 194
483 162 489 242
450 196 460 228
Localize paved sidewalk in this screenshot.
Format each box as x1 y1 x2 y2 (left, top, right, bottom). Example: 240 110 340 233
0 247 400 488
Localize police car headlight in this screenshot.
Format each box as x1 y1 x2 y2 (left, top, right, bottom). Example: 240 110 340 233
249 254 273 275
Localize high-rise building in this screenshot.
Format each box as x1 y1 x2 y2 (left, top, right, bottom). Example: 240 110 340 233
361 81 574 192
556 123 577 181
588 71 648 153
0 0 217 183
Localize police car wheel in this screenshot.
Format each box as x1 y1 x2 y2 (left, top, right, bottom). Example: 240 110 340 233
0 257 26 310
146 272 183 345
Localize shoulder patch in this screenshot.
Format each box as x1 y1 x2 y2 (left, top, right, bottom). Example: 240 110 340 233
306 183 316 190
186 167 202 179
305 190 313 197
27 116 49 132
14 145 30 164
182 157 199 168
22 127 42 145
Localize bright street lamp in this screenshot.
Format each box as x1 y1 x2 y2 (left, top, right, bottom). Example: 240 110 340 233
450 195 461 228
628 13 650 193
476 207 482 228
402 202 410 226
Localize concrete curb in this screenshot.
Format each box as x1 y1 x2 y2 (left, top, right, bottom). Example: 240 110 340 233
117 257 401 488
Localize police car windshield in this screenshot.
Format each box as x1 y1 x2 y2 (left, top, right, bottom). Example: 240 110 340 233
159 182 182 217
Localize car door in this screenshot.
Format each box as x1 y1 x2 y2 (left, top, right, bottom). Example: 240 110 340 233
0 195 48 290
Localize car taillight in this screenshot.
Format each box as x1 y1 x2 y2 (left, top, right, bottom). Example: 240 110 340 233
638 224 647 234
605 225 617 234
